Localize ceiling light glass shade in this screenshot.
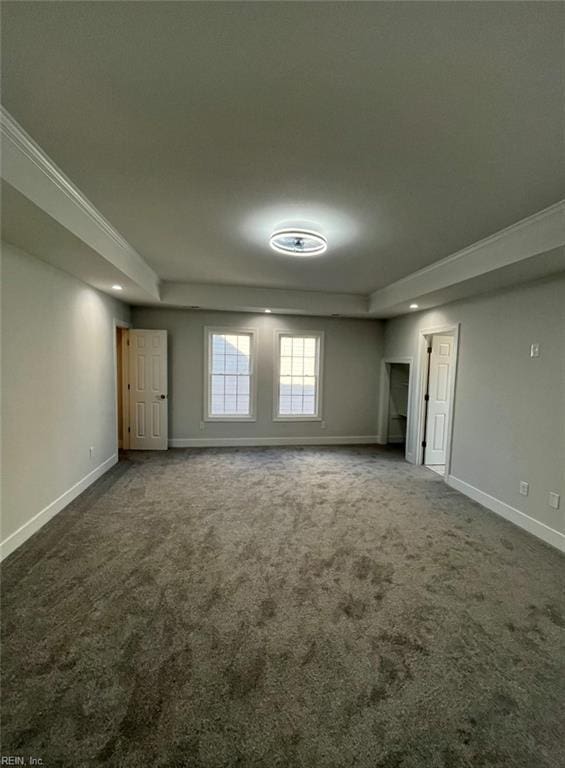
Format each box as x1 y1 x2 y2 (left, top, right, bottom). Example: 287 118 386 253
269 229 327 256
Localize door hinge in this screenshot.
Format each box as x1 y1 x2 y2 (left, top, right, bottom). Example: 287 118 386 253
128 383 131 390
427 346 432 354
424 394 430 402
128 427 131 433
421 440 427 448
127 339 130 346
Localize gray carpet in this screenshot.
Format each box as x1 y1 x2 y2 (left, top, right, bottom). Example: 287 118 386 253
2 446 564 768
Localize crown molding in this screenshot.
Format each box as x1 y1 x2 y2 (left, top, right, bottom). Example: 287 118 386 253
2 106 562 316
1 107 133 254
369 200 565 316
1 105 160 300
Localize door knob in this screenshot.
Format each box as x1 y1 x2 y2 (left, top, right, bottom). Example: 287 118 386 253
159 394 166 399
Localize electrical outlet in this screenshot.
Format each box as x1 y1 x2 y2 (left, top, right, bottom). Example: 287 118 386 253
321 420 327 430
548 492 560 510
519 481 529 497
530 343 540 358
89 446 95 458
199 421 205 431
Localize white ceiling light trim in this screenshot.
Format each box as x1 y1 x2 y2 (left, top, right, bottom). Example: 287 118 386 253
241 204 359 253
269 228 327 256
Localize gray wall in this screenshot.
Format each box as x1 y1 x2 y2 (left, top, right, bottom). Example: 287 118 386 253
384 275 565 535
1 243 130 553
4 241 560 554
131 307 384 442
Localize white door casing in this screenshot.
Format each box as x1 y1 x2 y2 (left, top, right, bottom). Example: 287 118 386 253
128 330 168 450
425 334 453 465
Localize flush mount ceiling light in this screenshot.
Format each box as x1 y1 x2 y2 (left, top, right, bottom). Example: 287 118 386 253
269 228 327 256
112 284 123 291
410 303 419 309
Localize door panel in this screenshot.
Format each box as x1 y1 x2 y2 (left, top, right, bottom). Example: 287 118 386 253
151 402 160 437
128 330 168 450
425 334 453 465
136 402 146 438
435 363 449 401
432 413 446 451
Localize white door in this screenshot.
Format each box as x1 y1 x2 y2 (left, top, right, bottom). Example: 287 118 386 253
128 330 168 450
425 334 453 466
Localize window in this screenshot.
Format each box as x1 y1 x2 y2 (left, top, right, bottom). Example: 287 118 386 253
205 329 256 420
274 331 323 420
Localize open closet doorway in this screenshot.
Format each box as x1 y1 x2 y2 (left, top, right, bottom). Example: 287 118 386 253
388 363 410 450
379 356 413 462
418 326 459 478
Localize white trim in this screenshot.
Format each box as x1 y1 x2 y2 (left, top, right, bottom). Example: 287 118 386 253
203 416 258 423
383 201 565 287
447 475 565 553
273 329 325 421
271 416 323 423
0 454 118 561
0 106 160 300
1 107 129 252
377 356 414 461
203 326 258 422
415 324 460 476
2 103 561 319
368 200 565 316
169 436 383 448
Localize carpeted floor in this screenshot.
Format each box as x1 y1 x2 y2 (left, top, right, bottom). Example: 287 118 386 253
2 446 564 768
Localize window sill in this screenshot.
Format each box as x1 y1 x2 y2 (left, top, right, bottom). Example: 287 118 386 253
204 416 257 423
273 416 322 422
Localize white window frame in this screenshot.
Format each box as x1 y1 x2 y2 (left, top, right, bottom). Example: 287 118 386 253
204 327 257 422
273 330 324 422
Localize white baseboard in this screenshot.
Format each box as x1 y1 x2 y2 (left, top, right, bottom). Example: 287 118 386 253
447 475 565 553
169 435 383 448
0 453 118 562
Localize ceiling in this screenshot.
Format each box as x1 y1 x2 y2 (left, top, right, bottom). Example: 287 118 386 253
2 1 564 300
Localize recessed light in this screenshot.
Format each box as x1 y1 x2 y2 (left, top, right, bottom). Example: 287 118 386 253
265 309 272 313
112 284 123 291
410 303 419 309
269 228 327 256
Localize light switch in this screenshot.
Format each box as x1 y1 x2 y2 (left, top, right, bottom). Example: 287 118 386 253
530 343 540 358
519 481 529 497
548 492 560 510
